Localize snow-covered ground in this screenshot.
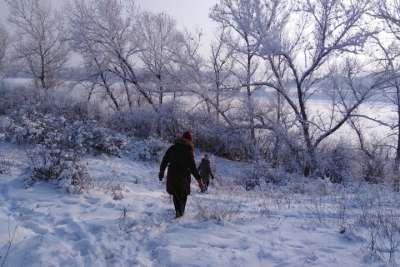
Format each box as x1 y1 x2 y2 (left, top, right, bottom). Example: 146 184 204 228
1 142 399 267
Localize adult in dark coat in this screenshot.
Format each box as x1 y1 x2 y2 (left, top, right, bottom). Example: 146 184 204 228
159 131 205 218
198 154 214 190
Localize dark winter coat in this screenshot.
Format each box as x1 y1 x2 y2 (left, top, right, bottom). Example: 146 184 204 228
160 138 201 197
198 158 214 183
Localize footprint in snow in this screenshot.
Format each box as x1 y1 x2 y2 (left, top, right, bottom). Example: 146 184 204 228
103 202 116 208
22 221 49 235
305 253 318 263
85 196 101 204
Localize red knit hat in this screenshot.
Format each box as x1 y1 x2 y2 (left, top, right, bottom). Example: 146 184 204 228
182 131 193 142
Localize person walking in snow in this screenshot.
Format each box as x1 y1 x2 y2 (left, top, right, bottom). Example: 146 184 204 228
198 154 214 191
159 131 205 218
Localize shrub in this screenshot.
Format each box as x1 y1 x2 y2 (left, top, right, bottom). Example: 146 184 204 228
28 146 68 181
187 111 253 160
27 145 92 193
109 110 156 138
194 193 244 222
88 127 128 156
4 109 128 157
131 138 168 162
318 141 355 183
58 159 93 194
241 161 289 191
0 156 11 175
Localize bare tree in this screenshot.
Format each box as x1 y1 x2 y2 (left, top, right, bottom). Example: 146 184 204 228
136 12 182 109
251 0 376 175
210 0 268 147
68 0 122 111
374 1 400 173
135 12 184 136
209 27 237 121
171 30 237 128
6 0 69 90
68 0 156 111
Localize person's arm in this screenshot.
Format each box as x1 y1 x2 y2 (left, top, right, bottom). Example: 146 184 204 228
159 147 172 181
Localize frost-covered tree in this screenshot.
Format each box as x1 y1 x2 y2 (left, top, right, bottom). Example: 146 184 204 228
136 12 182 108
211 0 264 146
209 27 237 121
170 30 236 127
5 0 69 90
251 0 377 175
368 1 400 173
210 0 290 152
67 0 123 111
68 0 156 111
135 12 185 136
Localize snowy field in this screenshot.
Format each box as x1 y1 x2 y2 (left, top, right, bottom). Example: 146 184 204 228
1 141 400 267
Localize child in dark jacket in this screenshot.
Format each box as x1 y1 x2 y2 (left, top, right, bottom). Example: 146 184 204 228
198 154 214 190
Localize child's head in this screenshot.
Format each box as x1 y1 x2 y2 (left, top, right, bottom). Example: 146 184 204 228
203 154 209 159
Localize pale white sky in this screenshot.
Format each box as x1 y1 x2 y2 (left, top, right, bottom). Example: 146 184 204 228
0 0 219 52
138 0 218 52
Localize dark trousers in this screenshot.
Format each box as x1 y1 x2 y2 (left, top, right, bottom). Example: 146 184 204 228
173 195 187 217
204 178 210 188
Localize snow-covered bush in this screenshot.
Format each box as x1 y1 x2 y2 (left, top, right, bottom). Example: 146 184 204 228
187 111 253 160
88 127 128 156
352 138 391 184
6 111 69 146
240 161 288 191
361 154 387 184
58 159 93 194
131 138 168 162
258 131 304 173
158 102 186 140
27 145 92 193
109 102 185 141
109 110 156 138
317 142 355 183
109 103 254 161
3 107 128 156
28 146 68 181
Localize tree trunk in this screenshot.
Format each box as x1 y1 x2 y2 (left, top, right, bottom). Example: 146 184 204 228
272 92 282 168
297 82 315 176
216 87 220 121
123 78 133 111
302 122 317 177
100 72 120 112
215 70 221 121
246 52 256 149
394 83 400 191
206 99 211 114
40 51 47 90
